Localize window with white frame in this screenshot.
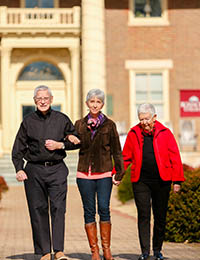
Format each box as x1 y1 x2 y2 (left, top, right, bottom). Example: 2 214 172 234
128 0 169 26
125 60 173 126
135 72 164 118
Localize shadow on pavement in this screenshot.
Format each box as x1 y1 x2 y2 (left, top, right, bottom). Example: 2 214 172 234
67 253 141 260
114 254 141 259
6 253 167 260
115 255 169 260
66 253 92 259
6 254 40 260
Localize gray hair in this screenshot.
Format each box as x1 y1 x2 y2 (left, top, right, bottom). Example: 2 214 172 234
86 89 105 104
137 103 156 117
33 85 53 98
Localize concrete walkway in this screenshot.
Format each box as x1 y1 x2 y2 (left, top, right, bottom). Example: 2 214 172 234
0 185 199 260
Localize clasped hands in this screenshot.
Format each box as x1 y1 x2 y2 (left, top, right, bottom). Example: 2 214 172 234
16 135 80 182
112 175 121 186
45 135 80 151
44 136 120 187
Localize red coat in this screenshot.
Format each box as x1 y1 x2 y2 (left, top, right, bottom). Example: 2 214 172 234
123 121 185 183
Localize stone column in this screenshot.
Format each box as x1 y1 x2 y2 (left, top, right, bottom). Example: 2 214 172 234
69 46 81 121
82 0 106 115
0 47 2 155
0 46 12 153
0 47 2 126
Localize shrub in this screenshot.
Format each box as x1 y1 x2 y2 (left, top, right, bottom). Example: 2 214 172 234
117 166 134 203
117 163 200 242
117 162 200 242
165 167 200 243
182 163 196 172
0 176 9 201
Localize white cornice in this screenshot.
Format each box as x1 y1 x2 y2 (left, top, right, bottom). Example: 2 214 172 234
125 60 173 70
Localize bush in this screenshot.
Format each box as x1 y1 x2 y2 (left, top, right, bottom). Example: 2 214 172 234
0 176 9 201
117 166 134 203
117 163 200 242
165 166 200 243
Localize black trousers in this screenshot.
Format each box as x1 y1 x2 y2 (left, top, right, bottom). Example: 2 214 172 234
132 181 171 255
24 161 68 255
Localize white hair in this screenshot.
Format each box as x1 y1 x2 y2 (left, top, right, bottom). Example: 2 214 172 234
34 85 53 98
137 103 156 117
86 89 105 104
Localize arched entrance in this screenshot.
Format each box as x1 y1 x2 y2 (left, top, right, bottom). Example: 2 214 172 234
0 43 81 154
16 61 66 121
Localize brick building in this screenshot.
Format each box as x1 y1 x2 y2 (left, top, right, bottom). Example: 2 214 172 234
0 0 200 165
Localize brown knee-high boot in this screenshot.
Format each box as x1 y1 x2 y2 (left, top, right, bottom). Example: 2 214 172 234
100 221 114 260
85 222 101 260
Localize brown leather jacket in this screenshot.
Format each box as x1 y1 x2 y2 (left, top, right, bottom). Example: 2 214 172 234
75 115 125 181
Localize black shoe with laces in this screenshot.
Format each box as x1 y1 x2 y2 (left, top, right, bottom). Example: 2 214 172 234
154 252 164 260
138 253 150 260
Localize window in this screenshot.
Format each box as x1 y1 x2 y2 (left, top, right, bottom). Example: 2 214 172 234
125 59 173 125
25 0 54 8
135 73 164 118
23 105 35 118
106 95 113 116
135 0 162 17
18 61 64 81
23 105 61 119
128 0 169 26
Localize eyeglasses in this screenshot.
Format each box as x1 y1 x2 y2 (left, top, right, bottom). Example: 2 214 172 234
35 97 50 102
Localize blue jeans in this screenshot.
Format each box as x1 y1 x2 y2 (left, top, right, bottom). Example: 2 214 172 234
77 177 113 224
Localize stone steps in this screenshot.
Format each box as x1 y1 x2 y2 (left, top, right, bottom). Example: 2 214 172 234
0 152 78 185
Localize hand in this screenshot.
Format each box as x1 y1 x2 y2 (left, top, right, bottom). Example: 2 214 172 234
112 175 121 186
16 170 28 182
45 139 61 150
173 184 181 193
67 135 81 144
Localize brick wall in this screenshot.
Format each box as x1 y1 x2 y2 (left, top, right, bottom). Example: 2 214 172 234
105 0 200 141
168 0 200 139
105 0 129 128
0 0 20 7
60 0 81 8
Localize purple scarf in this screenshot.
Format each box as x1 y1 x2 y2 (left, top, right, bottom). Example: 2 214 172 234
87 113 105 139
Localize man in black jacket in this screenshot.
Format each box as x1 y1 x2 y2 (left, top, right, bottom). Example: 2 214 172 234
12 85 80 260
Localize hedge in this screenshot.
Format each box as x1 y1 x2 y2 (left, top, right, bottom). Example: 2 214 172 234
0 176 9 201
117 166 134 203
117 164 200 242
165 165 200 242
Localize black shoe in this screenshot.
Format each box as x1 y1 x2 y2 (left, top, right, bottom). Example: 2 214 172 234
154 252 164 260
138 254 149 260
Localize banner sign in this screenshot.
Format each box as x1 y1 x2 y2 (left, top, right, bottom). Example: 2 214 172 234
180 90 200 117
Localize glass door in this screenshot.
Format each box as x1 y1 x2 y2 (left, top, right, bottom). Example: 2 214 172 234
25 0 54 8
22 105 61 119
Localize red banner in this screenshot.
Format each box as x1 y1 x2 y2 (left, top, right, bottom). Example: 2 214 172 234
180 90 200 117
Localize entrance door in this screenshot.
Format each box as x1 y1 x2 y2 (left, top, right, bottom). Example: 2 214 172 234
8 60 71 152
22 104 61 119
12 82 67 151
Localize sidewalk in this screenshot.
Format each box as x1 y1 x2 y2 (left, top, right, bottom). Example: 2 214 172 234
0 185 199 260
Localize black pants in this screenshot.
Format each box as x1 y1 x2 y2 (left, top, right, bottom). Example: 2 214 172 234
24 161 68 255
132 181 171 255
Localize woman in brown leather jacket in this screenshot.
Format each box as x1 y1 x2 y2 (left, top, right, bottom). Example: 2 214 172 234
74 89 124 260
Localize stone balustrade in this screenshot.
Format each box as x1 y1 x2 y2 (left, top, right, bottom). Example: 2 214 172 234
0 6 80 34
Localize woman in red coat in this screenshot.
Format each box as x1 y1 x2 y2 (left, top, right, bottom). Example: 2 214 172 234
123 103 185 260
